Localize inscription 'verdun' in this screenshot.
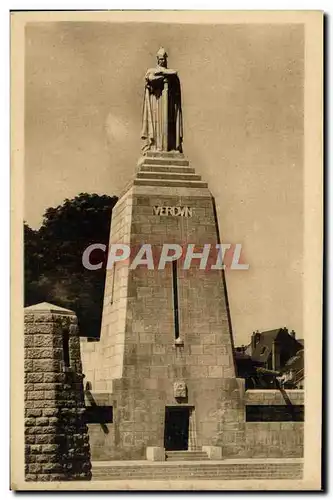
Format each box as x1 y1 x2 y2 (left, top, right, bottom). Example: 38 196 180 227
153 206 193 217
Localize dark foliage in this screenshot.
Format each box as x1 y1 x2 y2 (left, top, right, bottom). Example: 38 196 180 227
24 193 118 337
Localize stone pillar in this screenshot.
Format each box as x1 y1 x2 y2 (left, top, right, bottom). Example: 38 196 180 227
24 302 91 481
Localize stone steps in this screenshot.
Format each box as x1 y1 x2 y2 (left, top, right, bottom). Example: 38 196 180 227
144 151 185 159
133 178 208 188
139 165 196 174
136 172 202 181
140 157 190 167
134 153 206 189
92 461 303 481
166 451 209 461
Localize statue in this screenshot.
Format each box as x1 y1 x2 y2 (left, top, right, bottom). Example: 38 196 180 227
141 48 183 153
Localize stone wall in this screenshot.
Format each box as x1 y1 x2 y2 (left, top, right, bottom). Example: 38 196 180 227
82 385 304 461
243 389 304 458
244 422 304 458
83 392 116 461
245 389 304 406
24 302 92 481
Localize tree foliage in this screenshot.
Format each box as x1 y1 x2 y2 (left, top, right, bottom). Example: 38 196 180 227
24 193 118 337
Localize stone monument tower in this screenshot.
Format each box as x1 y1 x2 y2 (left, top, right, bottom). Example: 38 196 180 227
81 49 244 461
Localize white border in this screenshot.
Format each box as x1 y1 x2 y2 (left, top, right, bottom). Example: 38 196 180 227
4 2 330 498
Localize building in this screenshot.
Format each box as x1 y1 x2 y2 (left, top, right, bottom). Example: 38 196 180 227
235 328 304 389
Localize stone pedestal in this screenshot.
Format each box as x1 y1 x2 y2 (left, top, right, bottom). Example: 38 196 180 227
146 447 165 461
81 152 245 460
202 446 223 460
24 302 91 481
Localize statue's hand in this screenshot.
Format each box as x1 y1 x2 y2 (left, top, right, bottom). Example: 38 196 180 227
146 71 164 83
163 68 177 76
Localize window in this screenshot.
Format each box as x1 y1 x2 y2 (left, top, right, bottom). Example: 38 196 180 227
172 260 180 340
85 406 113 424
246 405 304 422
62 329 70 368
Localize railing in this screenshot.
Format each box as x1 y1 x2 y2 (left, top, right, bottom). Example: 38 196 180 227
294 368 304 385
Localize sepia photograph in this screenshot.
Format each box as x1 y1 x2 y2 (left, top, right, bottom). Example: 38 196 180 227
10 10 323 491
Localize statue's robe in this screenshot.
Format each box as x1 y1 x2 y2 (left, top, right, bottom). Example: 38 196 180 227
141 67 183 152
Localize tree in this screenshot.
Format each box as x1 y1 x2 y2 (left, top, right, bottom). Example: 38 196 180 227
24 193 118 337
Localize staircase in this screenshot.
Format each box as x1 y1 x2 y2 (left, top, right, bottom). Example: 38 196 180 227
92 459 303 481
165 450 209 461
132 152 208 189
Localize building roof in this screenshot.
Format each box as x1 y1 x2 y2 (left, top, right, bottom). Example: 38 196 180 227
250 328 303 364
251 329 281 363
24 302 75 315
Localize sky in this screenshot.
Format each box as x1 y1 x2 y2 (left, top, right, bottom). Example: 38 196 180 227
24 21 304 345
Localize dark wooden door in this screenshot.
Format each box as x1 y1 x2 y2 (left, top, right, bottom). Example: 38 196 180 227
164 407 190 451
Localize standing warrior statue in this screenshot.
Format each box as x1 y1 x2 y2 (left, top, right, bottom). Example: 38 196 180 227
141 47 183 153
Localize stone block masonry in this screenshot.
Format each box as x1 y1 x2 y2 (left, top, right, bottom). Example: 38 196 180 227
80 152 304 463
24 302 91 481
243 389 304 458
245 389 304 406
81 152 245 461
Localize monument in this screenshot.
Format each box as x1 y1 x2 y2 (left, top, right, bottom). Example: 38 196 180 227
81 49 245 461
141 47 183 153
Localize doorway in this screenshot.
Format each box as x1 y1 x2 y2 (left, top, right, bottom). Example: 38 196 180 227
164 407 190 451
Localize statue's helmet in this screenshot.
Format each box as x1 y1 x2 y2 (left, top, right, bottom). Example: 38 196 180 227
156 47 168 59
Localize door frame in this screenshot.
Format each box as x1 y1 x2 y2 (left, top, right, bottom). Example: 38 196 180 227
164 405 196 451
